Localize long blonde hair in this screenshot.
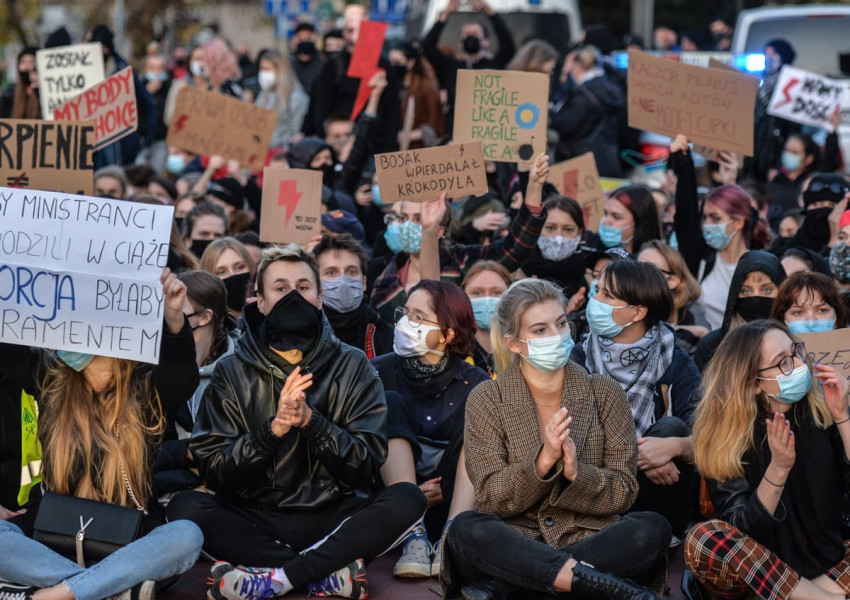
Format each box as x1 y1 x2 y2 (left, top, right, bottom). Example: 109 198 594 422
490 278 566 373
259 50 296 110
39 357 164 507
692 320 831 482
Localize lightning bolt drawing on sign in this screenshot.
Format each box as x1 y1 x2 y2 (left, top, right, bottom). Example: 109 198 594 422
174 115 189 133
773 78 799 110
278 180 302 228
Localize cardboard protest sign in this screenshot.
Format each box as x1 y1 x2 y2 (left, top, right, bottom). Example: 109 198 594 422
0 119 95 195
54 67 137 151
0 189 174 363
347 20 388 122
798 329 850 383
454 69 549 163
768 65 849 133
166 86 277 171
36 43 106 120
549 153 606 232
627 50 758 156
260 168 323 246
375 142 487 204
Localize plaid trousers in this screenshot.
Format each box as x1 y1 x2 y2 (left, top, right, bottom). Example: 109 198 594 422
685 519 850 600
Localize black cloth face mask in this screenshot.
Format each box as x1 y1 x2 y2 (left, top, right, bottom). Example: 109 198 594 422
261 290 322 353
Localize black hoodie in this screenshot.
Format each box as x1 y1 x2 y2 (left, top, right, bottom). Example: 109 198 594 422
189 301 387 510
694 250 787 371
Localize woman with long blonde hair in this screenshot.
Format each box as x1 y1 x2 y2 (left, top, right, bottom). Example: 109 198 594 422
254 50 309 149
0 269 203 600
687 320 850 600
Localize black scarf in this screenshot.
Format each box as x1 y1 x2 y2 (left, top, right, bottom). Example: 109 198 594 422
324 300 369 348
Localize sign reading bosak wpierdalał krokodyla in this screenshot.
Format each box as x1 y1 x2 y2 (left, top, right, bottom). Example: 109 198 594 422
0 189 174 364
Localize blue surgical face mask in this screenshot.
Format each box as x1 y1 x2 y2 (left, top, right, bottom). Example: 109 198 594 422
702 221 736 251
587 279 598 301
384 222 403 253
586 296 634 338
166 154 185 175
518 332 574 373
781 151 802 172
321 275 364 313
371 184 385 206
598 222 624 248
761 364 812 404
56 350 95 372
470 296 500 330
786 318 835 335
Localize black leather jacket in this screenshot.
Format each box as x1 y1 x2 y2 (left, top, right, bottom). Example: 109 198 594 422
190 302 387 511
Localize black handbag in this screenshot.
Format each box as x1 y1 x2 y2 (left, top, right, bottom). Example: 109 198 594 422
33 492 144 567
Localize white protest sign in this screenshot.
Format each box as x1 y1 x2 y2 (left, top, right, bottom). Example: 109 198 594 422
768 65 849 132
0 189 173 363
36 43 106 121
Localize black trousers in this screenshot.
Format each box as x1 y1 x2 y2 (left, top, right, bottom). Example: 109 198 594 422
167 482 426 588
444 510 671 595
631 416 696 537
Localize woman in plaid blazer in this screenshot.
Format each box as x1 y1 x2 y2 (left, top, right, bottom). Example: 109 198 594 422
440 278 669 600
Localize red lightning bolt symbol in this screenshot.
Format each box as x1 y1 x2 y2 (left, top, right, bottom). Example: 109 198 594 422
773 78 799 110
278 180 302 228
174 115 189 133
562 169 579 196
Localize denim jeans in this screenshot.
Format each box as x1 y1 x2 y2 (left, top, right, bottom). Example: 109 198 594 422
445 510 671 594
0 519 202 600
631 416 697 537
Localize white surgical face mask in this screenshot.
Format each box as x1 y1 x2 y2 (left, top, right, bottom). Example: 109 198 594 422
392 316 444 358
258 69 277 91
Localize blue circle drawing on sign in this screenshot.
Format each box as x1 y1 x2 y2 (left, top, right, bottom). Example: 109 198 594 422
515 103 540 129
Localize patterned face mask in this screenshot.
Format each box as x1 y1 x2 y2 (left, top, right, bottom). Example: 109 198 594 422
830 242 850 284
537 235 581 261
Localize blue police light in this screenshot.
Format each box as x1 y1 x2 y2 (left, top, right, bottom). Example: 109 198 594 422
612 51 629 70
734 53 765 74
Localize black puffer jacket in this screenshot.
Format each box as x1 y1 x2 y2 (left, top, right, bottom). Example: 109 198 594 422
190 301 387 510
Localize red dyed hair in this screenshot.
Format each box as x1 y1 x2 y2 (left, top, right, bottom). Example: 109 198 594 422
408 280 477 357
704 185 770 249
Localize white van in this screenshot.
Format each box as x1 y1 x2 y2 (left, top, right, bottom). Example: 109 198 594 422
412 0 582 56
732 5 850 167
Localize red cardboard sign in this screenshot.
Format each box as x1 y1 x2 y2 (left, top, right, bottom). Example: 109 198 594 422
53 67 137 151
346 20 387 122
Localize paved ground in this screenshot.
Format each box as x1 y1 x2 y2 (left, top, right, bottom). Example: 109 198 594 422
162 545 688 599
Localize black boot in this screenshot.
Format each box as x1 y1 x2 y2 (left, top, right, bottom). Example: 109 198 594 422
460 578 514 600
570 562 662 600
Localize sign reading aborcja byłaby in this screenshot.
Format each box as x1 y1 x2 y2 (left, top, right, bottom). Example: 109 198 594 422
0 189 174 363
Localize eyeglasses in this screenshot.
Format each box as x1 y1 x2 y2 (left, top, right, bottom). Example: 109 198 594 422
757 342 807 378
394 307 439 328
807 181 850 195
384 214 407 225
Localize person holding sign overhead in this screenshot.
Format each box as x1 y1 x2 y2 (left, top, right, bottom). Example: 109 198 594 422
0 268 203 600
370 153 550 324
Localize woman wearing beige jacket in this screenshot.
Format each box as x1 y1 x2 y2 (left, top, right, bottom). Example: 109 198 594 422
440 278 669 600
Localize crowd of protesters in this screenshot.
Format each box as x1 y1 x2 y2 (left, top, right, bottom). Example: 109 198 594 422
1 7 850 600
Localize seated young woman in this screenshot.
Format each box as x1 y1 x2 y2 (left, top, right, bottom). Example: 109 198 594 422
441 278 670 600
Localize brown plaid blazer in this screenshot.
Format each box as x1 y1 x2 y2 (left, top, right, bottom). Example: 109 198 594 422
464 359 639 548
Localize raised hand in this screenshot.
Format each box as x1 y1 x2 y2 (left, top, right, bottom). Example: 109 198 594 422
669 134 689 155
766 412 795 474
421 192 448 233
814 363 850 421
161 268 188 334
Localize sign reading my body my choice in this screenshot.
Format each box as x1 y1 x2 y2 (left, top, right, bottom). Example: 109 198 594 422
0 190 174 364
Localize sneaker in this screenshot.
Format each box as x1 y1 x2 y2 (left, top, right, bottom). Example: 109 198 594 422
393 526 432 578
430 537 442 577
105 580 155 600
207 562 281 600
0 580 36 600
307 559 368 599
